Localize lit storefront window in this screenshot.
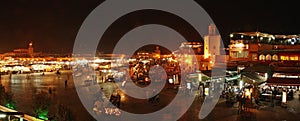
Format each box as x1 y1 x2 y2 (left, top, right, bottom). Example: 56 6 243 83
273 73 300 78
266 54 272 61
230 51 248 58
290 56 299 61
280 56 289 61
272 55 278 61
259 55 265 61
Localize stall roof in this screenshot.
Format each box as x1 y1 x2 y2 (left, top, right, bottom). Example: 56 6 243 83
201 69 226 78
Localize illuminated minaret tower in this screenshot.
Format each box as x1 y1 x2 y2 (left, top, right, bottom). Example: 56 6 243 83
155 46 161 55
204 23 221 59
28 41 34 57
154 46 161 59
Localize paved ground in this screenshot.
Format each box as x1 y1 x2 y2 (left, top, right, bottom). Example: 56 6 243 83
185 92 300 121
1 72 300 121
0 71 95 121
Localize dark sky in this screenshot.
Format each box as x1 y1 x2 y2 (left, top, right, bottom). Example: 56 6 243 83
0 0 299 54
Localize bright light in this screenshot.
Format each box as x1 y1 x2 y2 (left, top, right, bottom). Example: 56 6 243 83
282 92 287 103
198 73 202 82
245 89 251 99
239 80 243 89
187 83 191 89
230 34 234 38
168 78 173 84
204 88 209 96
0 114 6 118
155 54 160 58
260 37 263 40
236 43 244 48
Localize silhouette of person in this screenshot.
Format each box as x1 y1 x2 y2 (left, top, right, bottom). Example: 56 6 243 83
65 80 68 88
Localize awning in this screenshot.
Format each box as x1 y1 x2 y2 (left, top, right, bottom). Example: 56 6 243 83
201 69 226 78
267 77 300 86
241 71 266 84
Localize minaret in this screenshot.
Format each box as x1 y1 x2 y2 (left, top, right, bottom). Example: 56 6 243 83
28 41 34 57
154 46 161 59
155 46 161 55
204 23 221 59
208 23 216 36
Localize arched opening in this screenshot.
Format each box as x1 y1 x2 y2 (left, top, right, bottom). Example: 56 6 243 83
272 54 278 61
266 54 272 61
259 54 265 61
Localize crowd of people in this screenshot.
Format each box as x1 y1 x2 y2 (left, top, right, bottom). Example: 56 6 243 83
93 88 122 116
260 86 298 100
222 84 300 115
128 58 180 86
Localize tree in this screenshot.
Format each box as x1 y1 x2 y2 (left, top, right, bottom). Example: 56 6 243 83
4 91 16 109
0 84 16 109
53 104 75 121
0 84 5 104
32 91 50 120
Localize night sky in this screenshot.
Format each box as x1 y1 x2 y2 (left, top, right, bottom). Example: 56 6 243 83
0 0 299 54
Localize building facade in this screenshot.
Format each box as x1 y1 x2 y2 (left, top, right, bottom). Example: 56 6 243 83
228 32 300 63
1 42 39 58
204 23 221 60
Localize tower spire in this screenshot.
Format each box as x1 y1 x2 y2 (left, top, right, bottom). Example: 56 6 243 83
28 41 34 57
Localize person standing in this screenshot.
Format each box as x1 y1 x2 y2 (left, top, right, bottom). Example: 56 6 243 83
9 72 12 80
237 93 242 114
49 87 52 94
110 92 117 107
64 80 68 88
116 92 121 108
241 94 246 111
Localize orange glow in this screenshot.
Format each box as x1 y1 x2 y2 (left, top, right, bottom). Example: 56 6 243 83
244 89 251 99
290 56 299 61
155 54 160 58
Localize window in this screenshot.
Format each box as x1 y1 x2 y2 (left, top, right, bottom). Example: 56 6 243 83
266 54 272 61
272 55 278 61
290 56 299 61
280 56 289 61
230 51 248 58
259 55 265 61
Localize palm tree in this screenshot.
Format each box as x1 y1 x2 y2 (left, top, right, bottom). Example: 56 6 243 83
53 104 75 121
32 91 50 120
0 84 16 109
